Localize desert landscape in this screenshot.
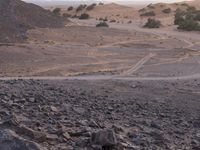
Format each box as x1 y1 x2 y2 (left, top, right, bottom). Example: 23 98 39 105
0 0 200 149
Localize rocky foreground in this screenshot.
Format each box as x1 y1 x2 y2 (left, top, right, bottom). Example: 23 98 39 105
0 79 200 150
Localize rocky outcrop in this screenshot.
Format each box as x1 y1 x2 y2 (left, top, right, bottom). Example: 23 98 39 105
0 129 45 150
0 0 66 42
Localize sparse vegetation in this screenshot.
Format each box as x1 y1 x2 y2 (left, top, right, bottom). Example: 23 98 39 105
138 8 146 13
181 3 189 7
79 13 90 19
141 11 156 17
110 19 116 23
86 3 97 11
147 4 155 9
76 5 85 12
96 21 109 27
178 19 200 31
52 8 61 16
144 18 161 28
162 8 172 14
174 6 200 31
68 6 73 11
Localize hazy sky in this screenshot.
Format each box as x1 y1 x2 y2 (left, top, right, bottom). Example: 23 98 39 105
25 0 190 3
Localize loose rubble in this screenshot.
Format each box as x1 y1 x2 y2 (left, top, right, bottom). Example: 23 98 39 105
0 79 199 149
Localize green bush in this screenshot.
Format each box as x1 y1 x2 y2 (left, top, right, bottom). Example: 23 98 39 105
194 11 200 21
174 6 200 31
140 11 156 17
96 22 109 27
187 6 196 12
144 18 161 28
174 9 185 25
79 13 90 19
178 19 200 31
162 8 171 14
52 8 61 15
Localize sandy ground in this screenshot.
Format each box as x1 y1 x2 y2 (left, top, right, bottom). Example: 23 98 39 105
0 17 200 79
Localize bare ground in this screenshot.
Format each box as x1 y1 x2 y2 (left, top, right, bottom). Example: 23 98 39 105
0 79 200 149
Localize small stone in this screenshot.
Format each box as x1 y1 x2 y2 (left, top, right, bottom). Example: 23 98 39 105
29 97 35 103
50 106 59 112
63 132 71 139
73 107 85 114
90 129 117 147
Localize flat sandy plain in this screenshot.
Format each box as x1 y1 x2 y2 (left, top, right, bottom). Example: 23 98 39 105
1 18 200 78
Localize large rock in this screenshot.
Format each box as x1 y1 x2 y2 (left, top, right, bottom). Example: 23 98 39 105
0 129 45 150
90 129 117 147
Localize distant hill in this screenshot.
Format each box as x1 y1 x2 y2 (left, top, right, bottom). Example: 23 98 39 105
138 0 200 26
61 3 139 21
0 0 66 42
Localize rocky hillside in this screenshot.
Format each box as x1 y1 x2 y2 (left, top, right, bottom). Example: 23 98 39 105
0 79 200 149
0 0 66 42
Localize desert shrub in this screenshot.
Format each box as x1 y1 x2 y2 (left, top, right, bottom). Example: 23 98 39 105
144 18 161 28
187 6 196 12
174 7 200 31
194 11 200 21
68 6 73 11
79 13 90 19
174 9 185 25
181 3 189 7
96 22 109 27
127 20 132 24
178 19 200 31
162 8 171 14
110 19 116 23
138 8 146 12
76 5 85 12
86 3 97 11
147 4 155 9
140 11 156 16
52 8 61 15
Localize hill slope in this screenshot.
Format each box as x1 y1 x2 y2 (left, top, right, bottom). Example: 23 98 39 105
0 0 65 42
